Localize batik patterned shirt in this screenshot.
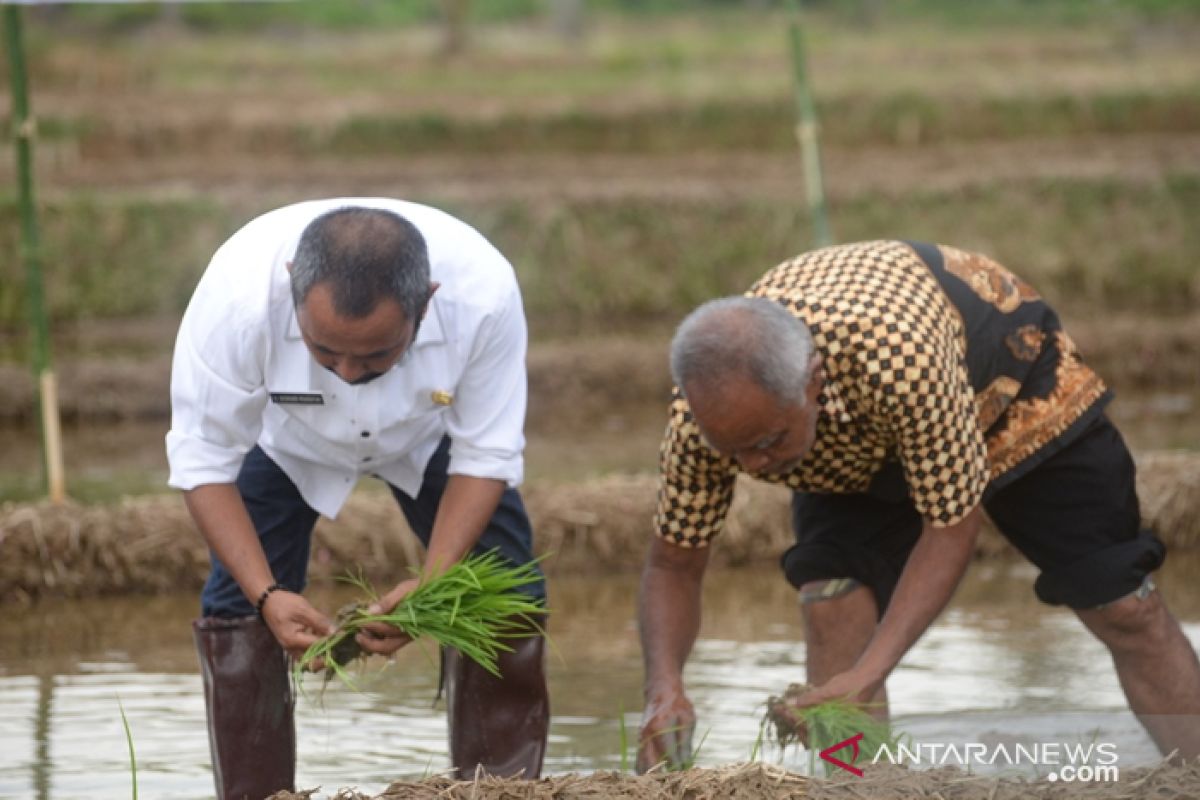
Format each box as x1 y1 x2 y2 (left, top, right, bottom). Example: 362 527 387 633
655 240 1110 547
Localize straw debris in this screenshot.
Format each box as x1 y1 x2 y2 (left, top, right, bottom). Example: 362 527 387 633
263 759 1200 800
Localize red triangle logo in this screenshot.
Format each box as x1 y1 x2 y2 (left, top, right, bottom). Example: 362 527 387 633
819 732 864 777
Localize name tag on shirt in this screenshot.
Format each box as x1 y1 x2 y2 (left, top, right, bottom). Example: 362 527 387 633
270 392 325 405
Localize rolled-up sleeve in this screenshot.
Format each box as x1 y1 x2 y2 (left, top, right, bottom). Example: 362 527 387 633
166 293 269 490
445 284 527 486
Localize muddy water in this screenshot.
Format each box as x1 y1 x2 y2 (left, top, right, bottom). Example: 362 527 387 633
2 556 1200 799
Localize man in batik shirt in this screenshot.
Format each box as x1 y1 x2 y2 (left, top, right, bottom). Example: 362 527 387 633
636 240 1200 771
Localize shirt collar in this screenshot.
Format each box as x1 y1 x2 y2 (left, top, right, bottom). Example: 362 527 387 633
413 294 446 348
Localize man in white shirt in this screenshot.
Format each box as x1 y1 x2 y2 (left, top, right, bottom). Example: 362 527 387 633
167 199 548 799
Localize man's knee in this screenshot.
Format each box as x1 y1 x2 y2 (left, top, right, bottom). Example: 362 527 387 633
1077 584 1178 654
801 581 877 645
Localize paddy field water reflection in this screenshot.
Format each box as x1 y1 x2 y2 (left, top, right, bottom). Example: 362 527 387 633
2 556 1198 798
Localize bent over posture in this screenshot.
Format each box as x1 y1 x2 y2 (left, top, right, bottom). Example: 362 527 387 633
637 240 1200 771
168 199 548 799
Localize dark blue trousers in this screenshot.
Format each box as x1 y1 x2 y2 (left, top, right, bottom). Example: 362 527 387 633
201 437 545 617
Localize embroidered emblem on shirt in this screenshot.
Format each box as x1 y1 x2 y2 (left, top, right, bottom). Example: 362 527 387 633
431 390 454 406
270 392 324 405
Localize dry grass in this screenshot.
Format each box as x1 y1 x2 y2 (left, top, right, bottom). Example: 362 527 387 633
271 762 810 800
1137 451 1200 549
262 759 1200 800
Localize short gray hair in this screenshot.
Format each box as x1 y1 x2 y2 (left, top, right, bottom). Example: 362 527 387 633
290 206 431 320
670 296 816 406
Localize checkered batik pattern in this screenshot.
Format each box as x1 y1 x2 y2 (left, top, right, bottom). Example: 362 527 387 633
655 241 990 548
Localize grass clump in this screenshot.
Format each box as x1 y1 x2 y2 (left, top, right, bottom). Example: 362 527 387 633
295 552 545 690
764 683 905 776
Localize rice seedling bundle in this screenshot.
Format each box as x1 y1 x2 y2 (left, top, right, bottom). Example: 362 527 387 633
295 552 545 688
764 683 905 775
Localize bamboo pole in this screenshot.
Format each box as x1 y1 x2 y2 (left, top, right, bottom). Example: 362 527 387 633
4 5 66 503
785 0 834 248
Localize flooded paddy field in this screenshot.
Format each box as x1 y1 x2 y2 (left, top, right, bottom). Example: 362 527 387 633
3 557 1199 799
2 6 1199 796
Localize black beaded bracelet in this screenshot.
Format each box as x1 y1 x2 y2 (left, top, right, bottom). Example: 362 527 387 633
255 583 285 615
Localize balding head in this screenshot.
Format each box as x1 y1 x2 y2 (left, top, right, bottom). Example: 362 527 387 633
290 206 431 321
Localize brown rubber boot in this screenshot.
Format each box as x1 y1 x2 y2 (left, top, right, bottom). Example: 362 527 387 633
444 621 550 779
193 616 296 800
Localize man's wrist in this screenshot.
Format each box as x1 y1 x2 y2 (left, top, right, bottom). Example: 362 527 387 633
846 661 889 697
644 671 685 698
254 582 286 615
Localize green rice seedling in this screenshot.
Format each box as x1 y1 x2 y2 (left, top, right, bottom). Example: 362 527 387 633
117 696 138 800
637 724 710 773
672 728 709 772
617 704 710 774
765 683 905 776
750 715 768 764
295 552 546 690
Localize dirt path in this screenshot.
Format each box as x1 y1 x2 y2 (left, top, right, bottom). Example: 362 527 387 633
15 133 1200 204
1 314 1197 425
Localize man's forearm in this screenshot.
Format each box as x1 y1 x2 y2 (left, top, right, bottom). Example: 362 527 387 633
639 539 709 688
853 506 982 686
424 474 505 573
184 483 275 606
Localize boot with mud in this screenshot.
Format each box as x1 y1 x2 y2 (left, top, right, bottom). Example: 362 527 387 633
443 619 550 779
194 615 296 800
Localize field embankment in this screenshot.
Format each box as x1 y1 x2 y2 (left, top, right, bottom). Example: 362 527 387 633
3 449 1198 605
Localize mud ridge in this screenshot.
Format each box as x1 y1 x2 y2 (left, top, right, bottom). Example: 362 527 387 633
2 451 1196 605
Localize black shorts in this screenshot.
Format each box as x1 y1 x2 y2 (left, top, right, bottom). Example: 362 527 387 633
779 415 1165 613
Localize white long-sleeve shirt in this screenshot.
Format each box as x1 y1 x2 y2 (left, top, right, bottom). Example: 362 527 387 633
166 198 527 518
